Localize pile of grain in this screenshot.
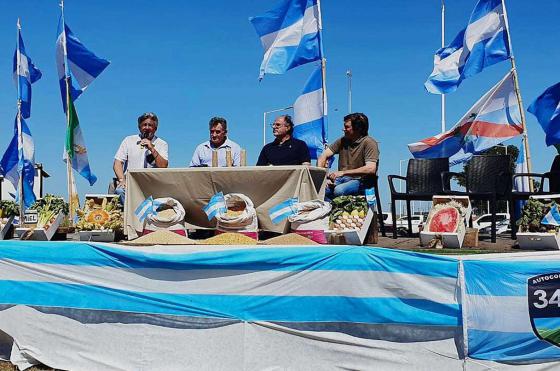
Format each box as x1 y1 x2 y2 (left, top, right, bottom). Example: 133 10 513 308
200 232 257 245
124 230 197 245
260 233 318 245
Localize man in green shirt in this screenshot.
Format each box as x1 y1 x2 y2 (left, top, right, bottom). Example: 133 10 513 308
317 113 379 200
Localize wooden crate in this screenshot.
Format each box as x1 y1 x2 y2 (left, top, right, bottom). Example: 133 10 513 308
463 228 479 248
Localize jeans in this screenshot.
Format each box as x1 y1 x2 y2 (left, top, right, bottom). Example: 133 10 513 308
115 186 126 206
325 176 365 201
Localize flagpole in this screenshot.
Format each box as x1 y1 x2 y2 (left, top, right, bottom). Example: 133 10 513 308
316 0 328 142
60 0 77 223
501 0 533 191
16 19 25 224
441 0 446 133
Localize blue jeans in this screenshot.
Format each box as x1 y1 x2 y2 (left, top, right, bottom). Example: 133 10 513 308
325 176 364 201
115 186 126 206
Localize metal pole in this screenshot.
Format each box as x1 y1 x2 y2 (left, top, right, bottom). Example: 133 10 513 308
441 0 446 133
346 69 352 113
16 19 24 224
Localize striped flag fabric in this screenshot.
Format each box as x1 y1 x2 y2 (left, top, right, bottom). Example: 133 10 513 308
527 81 560 150
0 242 463 370
14 21 42 119
409 70 523 165
269 197 298 224
0 116 36 209
514 142 530 193
293 65 327 159
203 192 227 220
250 0 321 80
55 15 110 112
541 204 560 226
425 0 510 94
365 188 377 209
134 196 161 223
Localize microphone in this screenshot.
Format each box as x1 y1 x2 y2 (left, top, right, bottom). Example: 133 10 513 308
138 131 149 148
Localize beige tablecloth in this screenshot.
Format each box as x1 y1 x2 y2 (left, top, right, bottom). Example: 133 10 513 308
124 166 328 238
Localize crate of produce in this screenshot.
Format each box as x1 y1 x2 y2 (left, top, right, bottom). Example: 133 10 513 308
325 195 373 245
76 196 123 242
15 212 64 241
517 195 560 251
420 196 471 249
15 195 68 241
0 200 19 240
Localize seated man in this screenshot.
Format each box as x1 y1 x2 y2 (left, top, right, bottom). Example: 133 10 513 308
317 113 379 200
113 112 169 204
256 115 310 166
190 117 241 167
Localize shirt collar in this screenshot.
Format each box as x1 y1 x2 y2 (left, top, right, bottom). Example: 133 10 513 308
204 138 232 149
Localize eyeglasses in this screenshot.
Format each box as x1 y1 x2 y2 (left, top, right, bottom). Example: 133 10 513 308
270 123 286 128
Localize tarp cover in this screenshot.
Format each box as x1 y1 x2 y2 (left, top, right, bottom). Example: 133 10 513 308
0 242 559 370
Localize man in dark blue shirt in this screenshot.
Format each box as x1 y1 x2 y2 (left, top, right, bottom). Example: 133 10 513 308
256 115 311 166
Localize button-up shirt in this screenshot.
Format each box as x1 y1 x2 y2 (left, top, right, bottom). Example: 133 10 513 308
189 138 241 167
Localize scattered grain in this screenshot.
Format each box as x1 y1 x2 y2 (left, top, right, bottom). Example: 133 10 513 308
200 232 257 245
124 230 196 245
260 233 318 245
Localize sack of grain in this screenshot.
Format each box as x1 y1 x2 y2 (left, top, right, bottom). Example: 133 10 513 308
215 193 258 239
143 197 187 236
288 200 331 244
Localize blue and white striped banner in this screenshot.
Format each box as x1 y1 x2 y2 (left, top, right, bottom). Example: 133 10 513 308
203 192 227 220
14 23 42 120
134 196 161 223
365 188 377 210
293 65 326 160
269 197 299 224
250 0 321 79
542 205 560 226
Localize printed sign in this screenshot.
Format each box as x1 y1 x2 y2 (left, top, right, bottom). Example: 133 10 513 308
23 210 38 225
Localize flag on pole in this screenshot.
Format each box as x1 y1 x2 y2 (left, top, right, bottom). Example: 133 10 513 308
527 81 560 150
269 197 298 224
14 23 42 119
293 65 326 159
55 15 110 112
409 71 523 165
425 0 510 94
250 0 321 79
541 204 560 226
64 91 97 186
134 196 161 223
203 192 227 221
0 116 36 209
514 142 529 193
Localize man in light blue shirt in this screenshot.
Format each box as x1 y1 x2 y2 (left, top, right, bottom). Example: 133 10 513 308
190 117 241 167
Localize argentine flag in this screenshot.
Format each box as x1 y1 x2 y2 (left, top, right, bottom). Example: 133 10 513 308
250 0 321 79
425 0 510 94
55 15 110 112
542 205 560 227
269 197 298 224
293 65 326 159
203 192 227 221
14 22 42 119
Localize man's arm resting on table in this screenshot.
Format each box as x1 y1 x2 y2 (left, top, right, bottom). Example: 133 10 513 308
317 148 334 168
113 160 126 188
327 162 377 181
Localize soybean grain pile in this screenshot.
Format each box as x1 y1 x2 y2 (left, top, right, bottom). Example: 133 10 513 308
124 230 197 245
260 233 318 245
200 232 257 245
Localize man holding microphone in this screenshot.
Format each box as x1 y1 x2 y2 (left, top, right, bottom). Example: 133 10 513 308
113 112 169 204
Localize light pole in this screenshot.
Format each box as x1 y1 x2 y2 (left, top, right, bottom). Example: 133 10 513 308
263 106 293 146
346 69 352 113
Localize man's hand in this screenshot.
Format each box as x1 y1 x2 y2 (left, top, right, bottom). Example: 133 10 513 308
140 138 154 151
327 171 345 182
117 178 126 189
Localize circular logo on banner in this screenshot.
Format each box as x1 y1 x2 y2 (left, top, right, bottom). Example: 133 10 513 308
528 273 560 347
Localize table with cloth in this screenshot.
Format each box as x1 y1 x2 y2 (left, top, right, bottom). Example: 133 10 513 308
124 166 328 238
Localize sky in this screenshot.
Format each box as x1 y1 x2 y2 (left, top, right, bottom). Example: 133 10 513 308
0 0 558 211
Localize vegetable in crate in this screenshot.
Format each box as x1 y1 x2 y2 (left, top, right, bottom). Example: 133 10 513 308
30 194 69 230
517 198 558 233
329 196 367 231
76 198 123 232
0 200 19 219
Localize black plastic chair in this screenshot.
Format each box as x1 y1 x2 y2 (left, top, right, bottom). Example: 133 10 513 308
512 155 560 235
442 155 513 243
388 158 449 238
371 174 386 237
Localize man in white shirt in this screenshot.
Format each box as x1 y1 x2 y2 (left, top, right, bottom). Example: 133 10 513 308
190 117 241 167
113 112 169 204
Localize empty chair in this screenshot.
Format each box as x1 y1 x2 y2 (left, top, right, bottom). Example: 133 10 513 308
388 158 449 238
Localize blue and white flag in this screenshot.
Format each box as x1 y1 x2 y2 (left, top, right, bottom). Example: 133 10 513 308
515 142 529 193
0 116 36 209
425 0 510 94
527 81 560 149
203 192 227 221
14 23 42 119
293 65 327 159
541 205 560 226
250 0 321 79
134 196 161 223
55 15 110 112
269 197 298 224
365 188 377 210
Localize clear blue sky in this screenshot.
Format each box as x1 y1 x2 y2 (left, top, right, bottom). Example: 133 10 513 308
0 0 558 210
